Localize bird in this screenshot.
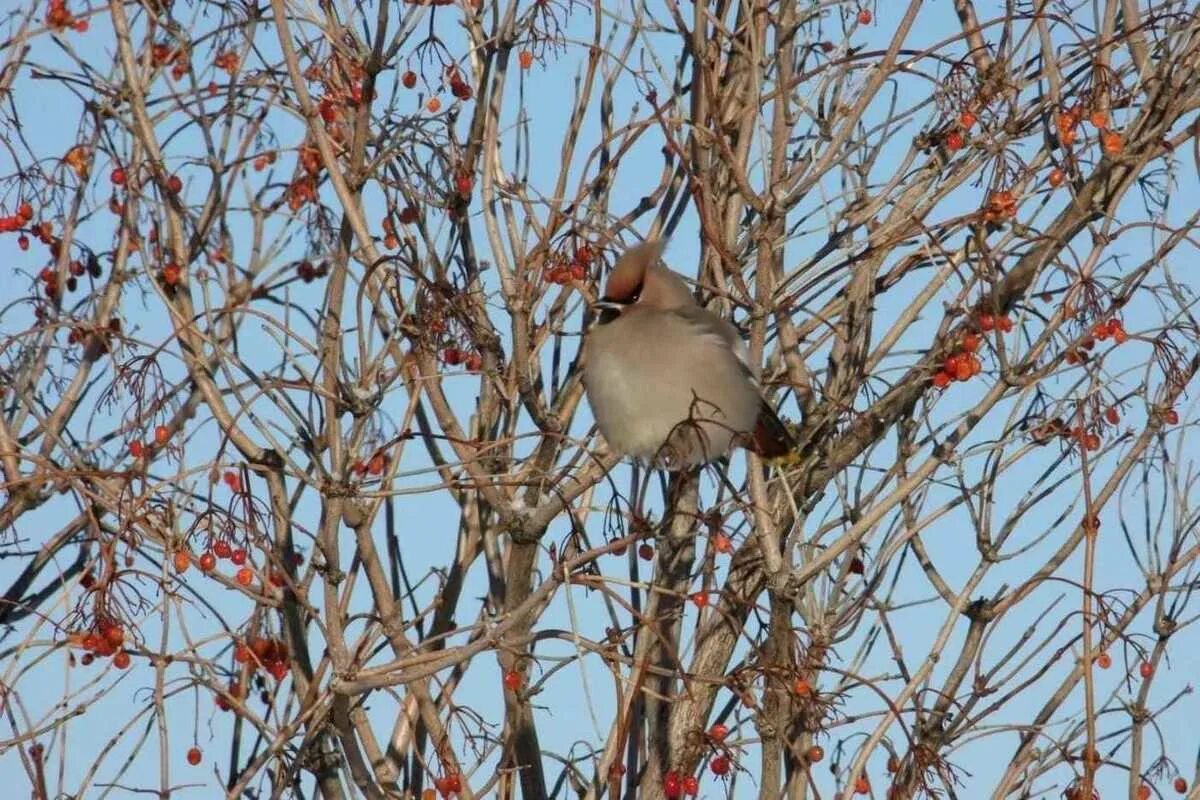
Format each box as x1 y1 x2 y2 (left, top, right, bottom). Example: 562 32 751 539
582 240 794 469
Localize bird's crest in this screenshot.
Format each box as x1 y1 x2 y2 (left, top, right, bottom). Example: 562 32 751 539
603 240 665 303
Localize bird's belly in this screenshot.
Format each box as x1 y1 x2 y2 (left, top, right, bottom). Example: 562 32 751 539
584 338 758 465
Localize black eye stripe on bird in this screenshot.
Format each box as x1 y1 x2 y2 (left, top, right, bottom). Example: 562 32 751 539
582 239 795 469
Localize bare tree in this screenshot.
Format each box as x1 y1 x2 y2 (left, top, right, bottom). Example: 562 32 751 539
3 0 1200 798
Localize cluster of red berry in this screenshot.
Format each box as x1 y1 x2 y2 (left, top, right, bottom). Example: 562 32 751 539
234 636 292 680
441 347 483 370
45 0 88 32
544 244 593 285
67 617 132 669
929 312 1020 389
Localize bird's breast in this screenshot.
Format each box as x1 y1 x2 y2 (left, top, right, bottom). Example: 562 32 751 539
582 313 761 465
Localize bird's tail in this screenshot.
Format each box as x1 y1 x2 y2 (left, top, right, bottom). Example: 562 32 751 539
748 400 796 461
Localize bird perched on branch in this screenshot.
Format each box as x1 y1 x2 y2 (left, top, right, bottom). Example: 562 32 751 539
582 240 794 469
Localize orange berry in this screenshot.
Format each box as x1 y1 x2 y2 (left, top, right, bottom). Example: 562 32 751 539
154 425 170 445
958 110 976 129
807 745 824 763
426 97 441 113
235 567 254 586
1089 110 1108 128
518 50 533 69
854 774 870 794
112 650 131 669
856 8 872 24
1095 651 1111 669
1048 167 1065 187
186 746 202 765
792 678 812 696
1101 130 1123 155
931 371 951 389
173 550 191 573
945 130 964 151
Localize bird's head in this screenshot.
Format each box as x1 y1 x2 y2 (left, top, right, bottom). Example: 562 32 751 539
594 239 693 322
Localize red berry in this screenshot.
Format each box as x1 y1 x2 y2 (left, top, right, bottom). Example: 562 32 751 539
857 8 872 24
112 650 131 669
503 670 523 691
214 540 232 559
979 313 995 332
402 70 417 89
638 543 654 561
663 770 682 798
690 591 708 608
154 425 170 445
186 746 202 765
102 624 124 647
18 235 29 250
945 130 964 151
1165 409 1179 425
1175 777 1188 793
958 110 977 129
235 567 254 586
111 167 126 185
231 548 247 565
199 551 217 572
682 775 699 795
712 534 733 553
710 755 731 775
931 371 951 389
167 175 182 193
1139 660 1154 679
130 440 144 458
708 723 729 742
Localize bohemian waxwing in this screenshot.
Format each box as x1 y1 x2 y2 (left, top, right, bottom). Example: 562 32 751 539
582 240 794 468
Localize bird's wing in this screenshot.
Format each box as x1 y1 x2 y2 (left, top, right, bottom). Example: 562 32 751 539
669 306 758 381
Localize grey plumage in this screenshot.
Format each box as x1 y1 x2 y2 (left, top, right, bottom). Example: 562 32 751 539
582 241 792 469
